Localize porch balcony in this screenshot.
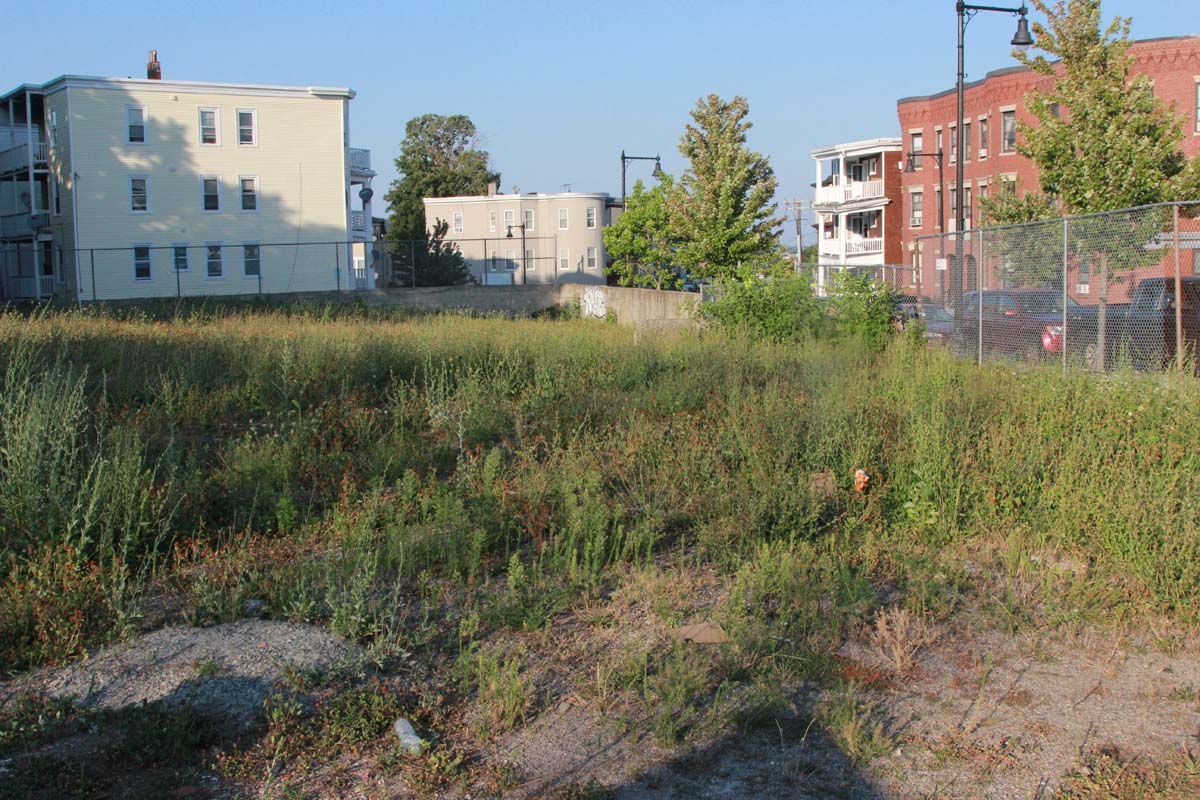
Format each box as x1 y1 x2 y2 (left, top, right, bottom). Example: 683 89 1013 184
0 211 48 238
349 147 374 177
814 178 885 206
818 236 885 261
0 140 49 176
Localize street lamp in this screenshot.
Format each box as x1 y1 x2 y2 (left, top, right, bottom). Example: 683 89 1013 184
954 3 1033 304
620 150 663 205
903 149 947 316
506 223 527 285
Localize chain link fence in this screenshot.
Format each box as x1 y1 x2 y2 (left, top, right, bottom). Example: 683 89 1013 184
1 240 390 303
911 201 1200 372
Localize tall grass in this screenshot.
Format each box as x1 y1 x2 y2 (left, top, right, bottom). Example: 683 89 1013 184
2 304 1199 674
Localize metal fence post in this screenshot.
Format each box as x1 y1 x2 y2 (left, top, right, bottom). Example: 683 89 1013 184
90 249 96 302
1175 203 1183 371
176 249 182 298
1062 216 1069 375
334 242 341 291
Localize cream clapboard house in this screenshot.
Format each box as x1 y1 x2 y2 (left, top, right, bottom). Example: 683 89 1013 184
423 188 620 285
0 53 375 302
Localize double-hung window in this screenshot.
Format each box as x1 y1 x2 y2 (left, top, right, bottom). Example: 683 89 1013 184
240 176 258 212
206 244 223 278
559 248 569 269
503 209 515 230
452 211 464 233
525 248 535 269
910 132 924 160
558 208 569 230
130 176 150 213
237 109 257 145
963 122 972 161
126 106 146 144
489 210 497 233
586 247 597 269
1195 82 1200 133
133 245 152 281
243 243 261 277
586 207 597 229
202 177 221 211
1001 110 1017 152
979 118 989 158
199 107 220 145
524 208 535 231
173 244 190 272
910 191 924 228
504 249 516 271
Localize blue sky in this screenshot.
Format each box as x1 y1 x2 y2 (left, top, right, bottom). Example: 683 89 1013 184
6 0 1193 233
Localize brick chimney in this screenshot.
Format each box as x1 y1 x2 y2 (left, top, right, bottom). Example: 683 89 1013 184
147 50 162 80
487 181 497 197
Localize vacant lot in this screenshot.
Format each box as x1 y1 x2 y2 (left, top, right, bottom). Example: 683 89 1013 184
2 303 1199 798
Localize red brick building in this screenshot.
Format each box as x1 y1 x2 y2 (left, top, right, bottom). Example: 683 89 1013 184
895 35 1200 301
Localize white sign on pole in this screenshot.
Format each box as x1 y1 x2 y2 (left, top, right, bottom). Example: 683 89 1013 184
936 257 948 272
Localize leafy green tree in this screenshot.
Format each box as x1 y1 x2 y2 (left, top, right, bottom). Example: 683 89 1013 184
672 95 784 282
604 176 682 290
385 114 500 244
390 219 475 288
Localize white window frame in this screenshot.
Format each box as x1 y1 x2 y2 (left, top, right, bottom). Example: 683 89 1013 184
867 157 878 177
205 242 224 279
524 208 535 232
586 207 597 229
489 210 497 233
132 243 152 282
559 248 569 269
129 176 150 214
586 247 598 269
48 110 58 148
504 248 517 272
452 211 464 233
503 209 515 229
172 243 190 272
242 242 262 278
910 131 924 165
239 175 259 213
978 116 989 159
1000 108 1017 153
201 176 222 212
525 248 536 270
910 190 924 229
198 107 220 146
126 105 147 144
558 208 569 230
236 108 257 146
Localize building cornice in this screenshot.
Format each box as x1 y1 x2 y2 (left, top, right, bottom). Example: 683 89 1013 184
424 193 612 205
12 75 354 100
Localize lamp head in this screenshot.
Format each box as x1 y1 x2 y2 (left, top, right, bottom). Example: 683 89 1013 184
903 155 916 174
651 156 663 179
1011 8 1034 50
506 226 514 239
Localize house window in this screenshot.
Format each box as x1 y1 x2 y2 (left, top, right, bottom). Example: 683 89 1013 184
586 207 597 228
867 157 878 177
452 211 464 233
1001 175 1017 194
911 132 924 159
910 191 923 228
133 245 151 281
237 109 256 145
1193 250 1200 276
586 247 597 269
201 177 221 211
53 180 60 215
963 122 972 161
243 244 261 277
127 106 147 144
173 244 189 271
206 244 223 278
240 177 258 211
1194 82 1199 132
525 248 535 269
950 188 958 216
503 209 515 229
489 252 498 271
49 110 57 148
524 208 535 231
505 249 516 271
559 248 569 269
935 128 943 154
1049 102 1061 119
979 118 989 157
950 125 957 160
558 208 569 230
130 176 149 213
199 107 220 145
489 210 497 233
1001 110 1017 152
964 186 973 226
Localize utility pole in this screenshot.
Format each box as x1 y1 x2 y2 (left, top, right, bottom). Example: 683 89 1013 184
782 198 812 275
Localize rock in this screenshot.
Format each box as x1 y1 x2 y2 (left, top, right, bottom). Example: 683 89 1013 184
672 622 729 645
393 717 423 755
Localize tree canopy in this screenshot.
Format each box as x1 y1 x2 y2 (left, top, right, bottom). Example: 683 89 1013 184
603 176 682 290
384 114 500 244
671 95 786 281
389 219 475 288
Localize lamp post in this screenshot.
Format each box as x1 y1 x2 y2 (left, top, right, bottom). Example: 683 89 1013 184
620 150 663 205
954 3 1033 305
506 223 527 285
903 149 947 316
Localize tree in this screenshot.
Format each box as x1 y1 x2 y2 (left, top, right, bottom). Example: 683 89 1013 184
604 176 683 290
384 114 500 244
672 95 785 282
1017 0 1200 215
390 219 475 288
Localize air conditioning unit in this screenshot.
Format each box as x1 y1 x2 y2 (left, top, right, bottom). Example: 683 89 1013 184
979 148 988 158
1076 283 1090 294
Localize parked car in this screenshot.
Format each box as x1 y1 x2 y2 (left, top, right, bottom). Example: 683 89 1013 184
921 305 955 346
951 289 1078 360
1066 277 1200 370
